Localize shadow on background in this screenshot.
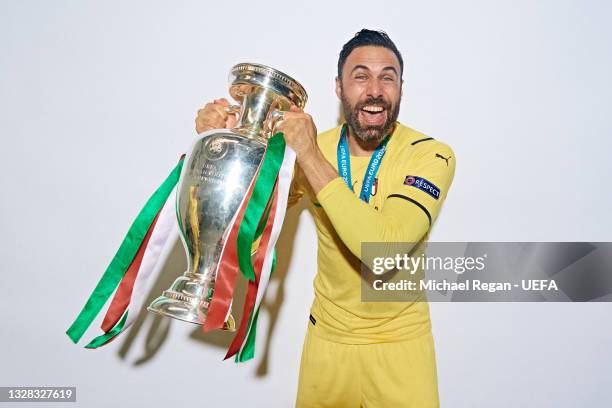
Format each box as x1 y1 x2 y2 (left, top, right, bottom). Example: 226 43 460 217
117 199 309 375
116 238 184 366
252 200 308 376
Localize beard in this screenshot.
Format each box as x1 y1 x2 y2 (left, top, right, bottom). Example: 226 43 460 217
341 91 400 144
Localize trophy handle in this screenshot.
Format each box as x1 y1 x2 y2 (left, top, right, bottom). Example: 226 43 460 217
224 105 241 115
266 109 285 136
228 102 285 138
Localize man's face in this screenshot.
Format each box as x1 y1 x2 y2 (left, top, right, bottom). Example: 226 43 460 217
336 45 403 143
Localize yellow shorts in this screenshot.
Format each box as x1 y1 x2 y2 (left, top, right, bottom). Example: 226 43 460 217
296 323 439 408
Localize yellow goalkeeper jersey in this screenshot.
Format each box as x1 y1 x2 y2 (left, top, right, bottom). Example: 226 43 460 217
288 122 455 344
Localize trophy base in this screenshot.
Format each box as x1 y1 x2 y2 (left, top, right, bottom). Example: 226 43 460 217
147 292 236 331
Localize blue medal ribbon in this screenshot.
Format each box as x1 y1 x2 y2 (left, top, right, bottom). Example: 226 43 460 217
336 124 390 203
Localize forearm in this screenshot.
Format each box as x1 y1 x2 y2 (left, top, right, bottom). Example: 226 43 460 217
296 147 430 259
296 148 339 195
316 180 429 259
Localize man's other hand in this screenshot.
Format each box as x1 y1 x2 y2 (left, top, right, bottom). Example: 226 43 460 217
275 105 318 159
195 98 238 134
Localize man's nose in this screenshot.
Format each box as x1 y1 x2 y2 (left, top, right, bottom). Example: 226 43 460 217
365 78 383 98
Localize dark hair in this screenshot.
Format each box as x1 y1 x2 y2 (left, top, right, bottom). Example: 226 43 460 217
338 29 404 79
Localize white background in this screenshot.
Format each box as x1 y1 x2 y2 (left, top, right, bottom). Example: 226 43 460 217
1 0 611 407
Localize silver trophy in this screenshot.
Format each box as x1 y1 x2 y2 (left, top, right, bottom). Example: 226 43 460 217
147 63 307 330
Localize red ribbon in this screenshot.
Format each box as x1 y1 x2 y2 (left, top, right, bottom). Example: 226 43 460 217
224 181 278 359
101 211 161 332
203 169 260 331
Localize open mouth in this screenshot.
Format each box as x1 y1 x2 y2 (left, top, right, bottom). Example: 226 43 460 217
358 104 388 126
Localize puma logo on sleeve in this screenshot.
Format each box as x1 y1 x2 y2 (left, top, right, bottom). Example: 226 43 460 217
435 153 451 166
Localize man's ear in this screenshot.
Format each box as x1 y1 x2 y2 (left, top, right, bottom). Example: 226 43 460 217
400 78 404 98
335 76 342 99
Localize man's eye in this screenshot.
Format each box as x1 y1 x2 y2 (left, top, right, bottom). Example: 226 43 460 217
354 75 368 80
383 76 395 81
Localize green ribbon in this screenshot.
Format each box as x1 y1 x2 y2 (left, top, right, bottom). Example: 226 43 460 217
85 311 129 348
254 188 275 240
237 250 277 362
236 133 285 282
66 158 184 343
232 184 277 361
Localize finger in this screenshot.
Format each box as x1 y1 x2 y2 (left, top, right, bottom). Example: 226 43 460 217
196 109 226 130
226 114 238 128
213 98 230 107
195 117 218 133
195 118 215 133
204 103 229 123
200 101 229 117
199 107 226 124
197 119 224 133
279 111 308 121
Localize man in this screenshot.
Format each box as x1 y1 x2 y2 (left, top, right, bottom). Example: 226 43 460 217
196 29 455 408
